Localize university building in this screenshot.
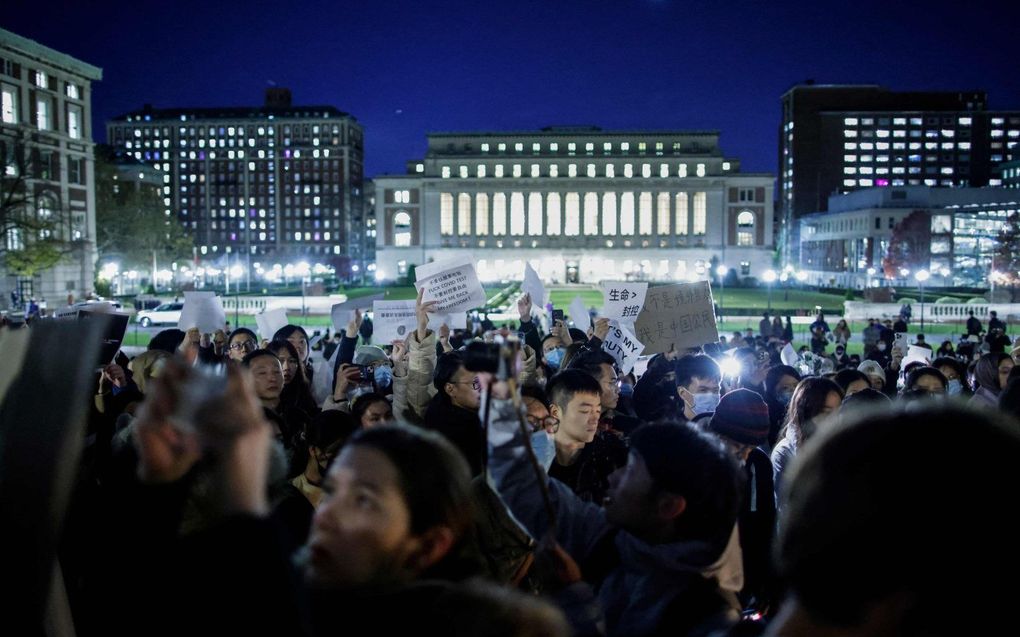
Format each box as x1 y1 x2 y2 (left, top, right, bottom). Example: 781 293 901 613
1 27 102 304
779 83 1020 262
106 89 367 281
373 127 774 285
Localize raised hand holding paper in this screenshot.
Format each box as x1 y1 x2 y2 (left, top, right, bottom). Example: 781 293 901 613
521 262 546 308
371 300 418 343
178 291 226 334
255 308 289 339
569 296 591 331
600 281 648 323
413 257 486 329
633 282 717 354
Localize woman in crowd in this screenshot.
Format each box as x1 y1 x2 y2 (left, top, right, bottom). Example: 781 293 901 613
764 365 801 449
274 324 331 405
771 377 844 495
970 352 1015 408
267 339 320 418
832 319 851 346
350 391 395 429
932 356 969 398
832 368 871 398
900 366 948 404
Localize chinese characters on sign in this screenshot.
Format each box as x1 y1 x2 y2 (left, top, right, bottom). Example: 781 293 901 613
370 300 418 343
633 281 718 354
600 281 648 323
414 257 487 329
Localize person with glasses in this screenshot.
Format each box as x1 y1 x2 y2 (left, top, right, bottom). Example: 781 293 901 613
422 350 485 476
226 327 258 362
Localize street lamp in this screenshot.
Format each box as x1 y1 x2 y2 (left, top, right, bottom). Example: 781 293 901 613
867 267 876 289
915 269 930 331
763 269 778 312
715 264 728 318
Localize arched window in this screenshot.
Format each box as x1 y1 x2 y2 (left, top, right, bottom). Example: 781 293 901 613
737 210 755 246
393 211 412 247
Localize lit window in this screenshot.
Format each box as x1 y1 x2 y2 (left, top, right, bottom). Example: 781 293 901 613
498 143 507 151
876 130 890 138
532 143 541 153
586 164 596 178
495 164 505 177
34 71 47 87
493 193 507 235
621 142 630 151
620 192 635 235
959 142 971 150
641 163 651 178
36 98 49 130
459 165 468 178
513 164 522 177
638 192 653 235
696 163 706 177
991 130 1004 138
675 193 688 235
941 167 954 175
477 165 486 178
601 192 617 235
393 212 412 246
546 193 561 234
510 193 525 235
659 164 669 178
529 193 543 235
722 162 730 171
678 163 688 177
844 118 858 126
442 166 451 178
844 179 857 187
2 85 19 124
515 143 524 152
568 163 577 177
603 142 612 152
624 163 634 178
550 143 559 152
656 192 670 233
860 178 874 187
992 117 1005 125
638 142 647 153
583 193 598 235
941 129 955 138
549 164 559 178
845 155 857 162
585 142 594 153
531 164 540 178
605 164 615 178
845 130 858 138
440 193 454 235
565 193 580 236
567 142 576 154
481 143 490 152
66 83 79 99
692 192 706 235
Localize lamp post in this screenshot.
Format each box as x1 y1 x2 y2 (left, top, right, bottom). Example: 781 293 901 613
866 267 876 289
763 269 777 312
915 269 930 331
715 264 728 319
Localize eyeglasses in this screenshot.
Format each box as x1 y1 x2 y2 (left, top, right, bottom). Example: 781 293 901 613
527 415 560 432
229 339 256 352
453 378 481 390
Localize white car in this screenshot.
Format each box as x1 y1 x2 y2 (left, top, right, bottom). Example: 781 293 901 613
135 302 183 327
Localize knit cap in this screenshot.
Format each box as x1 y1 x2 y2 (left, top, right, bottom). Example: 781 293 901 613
708 388 770 446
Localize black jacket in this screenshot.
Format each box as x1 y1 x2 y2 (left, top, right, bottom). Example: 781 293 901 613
423 396 484 476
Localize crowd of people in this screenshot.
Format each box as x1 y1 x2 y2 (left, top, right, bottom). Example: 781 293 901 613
6 292 1020 636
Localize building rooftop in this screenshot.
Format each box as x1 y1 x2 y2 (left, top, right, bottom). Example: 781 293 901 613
0 27 102 80
812 186 1020 215
110 104 353 123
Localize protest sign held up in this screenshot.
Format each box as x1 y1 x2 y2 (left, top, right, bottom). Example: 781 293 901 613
569 296 591 331
600 281 648 323
633 281 718 354
255 308 289 339
371 300 418 343
601 321 644 375
178 291 227 334
414 257 487 329
521 262 546 308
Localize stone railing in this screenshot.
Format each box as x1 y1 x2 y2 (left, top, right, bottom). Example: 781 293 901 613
843 301 1020 323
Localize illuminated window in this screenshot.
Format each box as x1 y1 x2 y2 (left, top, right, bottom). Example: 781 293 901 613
66 106 81 139
394 211 412 246
583 193 598 235
528 193 543 235
675 193 688 235
606 164 615 178
531 164 540 178
481 143 490 152
641 163 651 178
515 143 524 152
498 143 507 151
678 163 688 177
2 85 18 124
492 193 507 235
568 163 577 177
475 194 489 235
692 192 706 235
495 164 504 177
459 165 468 178
638 142 647 153
549 164 559 178
656 192 670 233
844 118 858 126
624 163 634 178
696 163 706 177
513 164 522 177
510 192 525 235
585 142 594 153
659 164 669 178
602 192 617 235
620 192 635 235
621 142 630 151
442 166 451 178
564 193 580 236
546 193 561 235
550 143 559 152
638 192 653 235
532 143 541 153
844 129 858 138
440 193 454 235
477 165 486 178
36 98 49 130
737 210 754 246
603 142 612 153
34 71 47 87
567 142 576 154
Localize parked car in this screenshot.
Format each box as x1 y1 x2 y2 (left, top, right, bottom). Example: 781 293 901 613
135 302 183 327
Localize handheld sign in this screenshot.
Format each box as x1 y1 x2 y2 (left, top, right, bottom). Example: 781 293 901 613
414 257 487 329
521 262 546 308
178 291 226 334
600 281 648 324
329 293 387 332
255 308 289 339
633 281 718 355
602 321 645 375
371 300 418 343
569 296 591 332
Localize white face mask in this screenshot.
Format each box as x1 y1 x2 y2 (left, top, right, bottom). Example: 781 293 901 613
684 390 721 415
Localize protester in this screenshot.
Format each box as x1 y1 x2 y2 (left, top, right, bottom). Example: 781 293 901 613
673 354 723 420
422 350 484 476
832 368 870 398
932 356 969 397
832 319 851 346
274 324 331 405
759 312 772 338
567 350 641 435
226 327 258 362
966 309 982 336
770 377 843 495
350 391 394 429
267 339 320 418
969 352 1014 408
763 364 801 449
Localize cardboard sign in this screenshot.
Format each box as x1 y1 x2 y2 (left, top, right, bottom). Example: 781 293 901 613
521 262 546 308
602 321 645 375
178 291 226 333
633 281 718 355
371 300 418 344
600 281 648 323
414 257 487 329
569 296 591 332
255 308 289 339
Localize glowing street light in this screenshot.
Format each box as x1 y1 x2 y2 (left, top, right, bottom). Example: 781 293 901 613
915 269 930 331
763 269 778 311
716 264 729 318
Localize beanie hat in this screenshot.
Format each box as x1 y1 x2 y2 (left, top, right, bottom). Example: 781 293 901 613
857 360 885 386
708 388 770 446
354 345 388 365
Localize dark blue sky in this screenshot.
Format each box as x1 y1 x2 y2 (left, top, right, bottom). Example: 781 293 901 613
5 0 1018 177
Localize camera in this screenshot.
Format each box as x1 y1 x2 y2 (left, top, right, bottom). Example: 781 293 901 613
463 334 521 378
356 364 374 382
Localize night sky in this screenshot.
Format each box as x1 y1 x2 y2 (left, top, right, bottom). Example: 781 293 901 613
4 0 1018 177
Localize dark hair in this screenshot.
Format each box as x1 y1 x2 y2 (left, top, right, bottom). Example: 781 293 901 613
148 328 186 353
273 325 309 359
351 392 392 426
765 365 801 398
346 424 474 539
559 342 586 370
565 349 616 381
778 404 1020 634
567 327 588 343
434 351 465 398
974 353 1011 394
932 357 966 385
832 369 870 394
229 327 258 345
630 423 743 549
781 377 844 446
267 339 308 384
545 369 601 412
241 348 282 367
674 354 721 389
904 366 948 393
290 410 359 477
839 387 890 417
520 383 549 408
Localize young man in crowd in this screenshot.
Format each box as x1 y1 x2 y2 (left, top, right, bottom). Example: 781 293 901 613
675 354 723 420
567 350 642 435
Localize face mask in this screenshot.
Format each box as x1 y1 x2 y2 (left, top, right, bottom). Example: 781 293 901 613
530 430 556 469
687 391 721 414
619 383 634 398
947 378 963 396
545 347 565 370
373 365 393 389
878 343 887 351
776 390 794 406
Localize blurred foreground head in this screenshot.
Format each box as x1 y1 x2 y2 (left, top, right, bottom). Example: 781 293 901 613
773 403 1020 636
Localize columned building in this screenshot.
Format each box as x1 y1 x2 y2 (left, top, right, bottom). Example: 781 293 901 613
374 128 774 284
107 89 365 281
1 28 102 304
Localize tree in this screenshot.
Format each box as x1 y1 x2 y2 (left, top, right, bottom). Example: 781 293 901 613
882 210 931 279
991 211 1020 296
1 131 77 279
94 146 193 287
